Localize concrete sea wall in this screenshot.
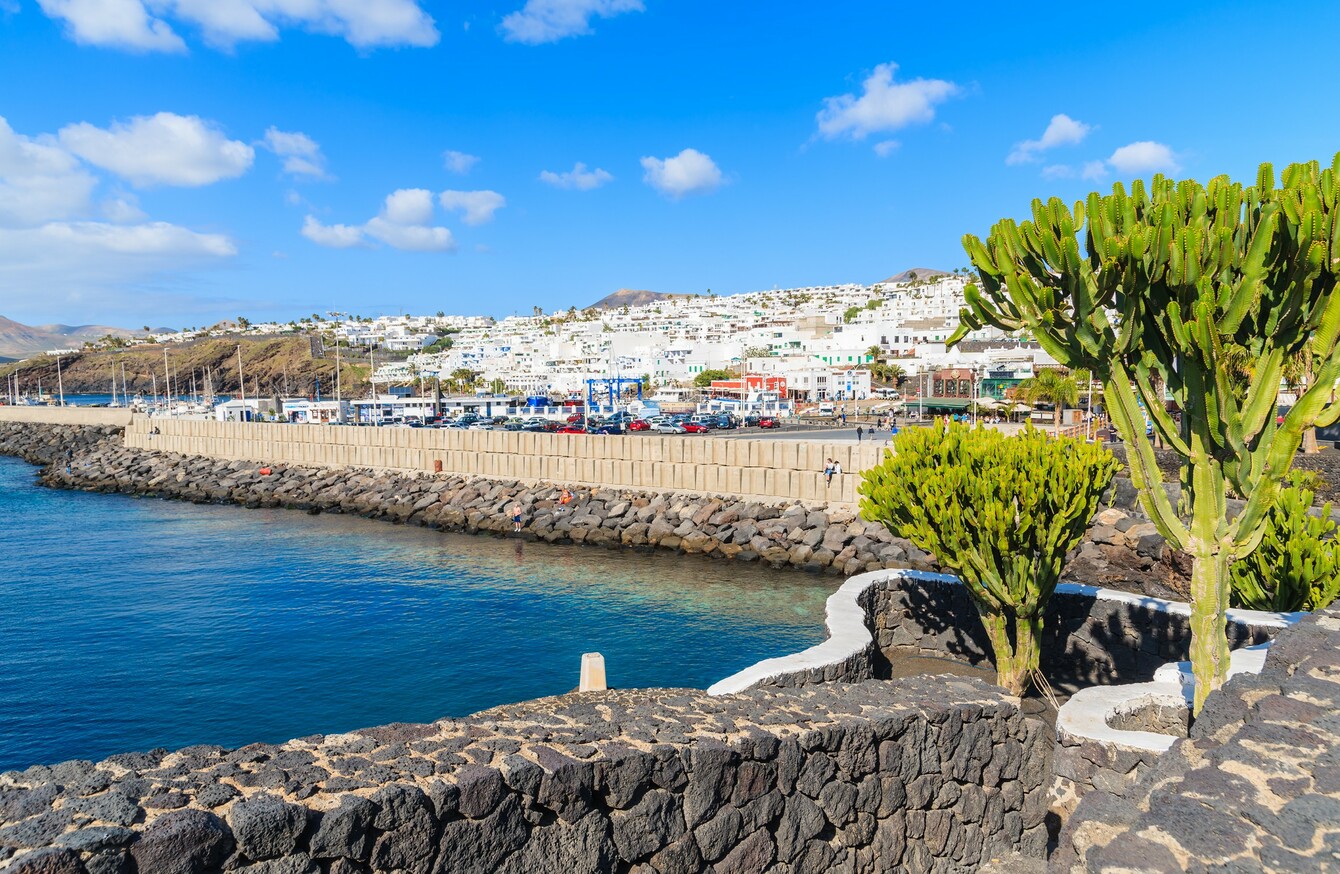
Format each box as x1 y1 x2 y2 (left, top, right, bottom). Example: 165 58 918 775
121 417 886 507
0 407 132 428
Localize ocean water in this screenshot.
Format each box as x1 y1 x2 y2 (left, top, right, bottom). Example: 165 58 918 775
0 455 834 771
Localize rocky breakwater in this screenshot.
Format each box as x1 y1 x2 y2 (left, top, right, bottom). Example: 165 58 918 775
0 422 123 467
27 433 1191 594
41 437 945 578
0 677 1053 874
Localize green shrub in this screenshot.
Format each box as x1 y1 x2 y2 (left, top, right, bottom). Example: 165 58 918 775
1230 476 1340 612
859 420 1120 696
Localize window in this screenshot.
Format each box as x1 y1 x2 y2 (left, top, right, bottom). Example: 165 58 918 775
934 379 944 396
959 379 971 396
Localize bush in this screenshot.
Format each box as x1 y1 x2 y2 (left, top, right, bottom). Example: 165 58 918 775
1230 474 1340 613
859 420 1120 695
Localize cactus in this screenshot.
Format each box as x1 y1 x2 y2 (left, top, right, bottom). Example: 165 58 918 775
949 154 1340 713
859 421 1119 696
1231 475 1340 612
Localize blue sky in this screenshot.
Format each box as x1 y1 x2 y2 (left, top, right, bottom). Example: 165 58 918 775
1 0 1337 327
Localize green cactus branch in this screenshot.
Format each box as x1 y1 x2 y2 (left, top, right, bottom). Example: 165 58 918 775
951 153 1340 714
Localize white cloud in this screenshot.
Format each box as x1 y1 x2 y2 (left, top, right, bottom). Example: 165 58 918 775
0 115 98 227
1006 114 1092 165
302 188 457 252
1081 160 1108 181
364 217 454 252
1078 142 1180 183
0 113 239 314
36 0 439 52
383 188 435 225
1041 164 1076 180
539 162 612 190
872 140 900 158
816 62 959 142
100 196 147 223
443 150 479 174
439 189 506 225
59 112 254 188
1107 141 1181 176
301 215 365 248
1 220 235 256
261 127 328 179
640 149 723 199
501 0 642 44
37 0 187 52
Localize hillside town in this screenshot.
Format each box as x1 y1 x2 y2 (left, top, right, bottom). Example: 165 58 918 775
103 269 1055 415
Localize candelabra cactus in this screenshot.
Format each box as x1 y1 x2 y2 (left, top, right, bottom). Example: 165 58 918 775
859 421 1119 696
1231 476 1340 613
950 154 1340 713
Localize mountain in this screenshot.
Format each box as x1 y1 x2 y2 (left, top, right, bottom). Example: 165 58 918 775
0 316 138 360
878 268 950 284
0 335 366 397
587 289 691 309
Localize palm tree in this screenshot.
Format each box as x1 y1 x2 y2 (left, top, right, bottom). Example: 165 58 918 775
1017 369 1080 435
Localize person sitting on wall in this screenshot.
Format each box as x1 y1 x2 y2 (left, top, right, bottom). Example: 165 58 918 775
823 458 834 486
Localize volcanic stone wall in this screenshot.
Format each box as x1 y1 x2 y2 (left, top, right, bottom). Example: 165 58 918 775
1054 604 1340 871
0 679 1052 874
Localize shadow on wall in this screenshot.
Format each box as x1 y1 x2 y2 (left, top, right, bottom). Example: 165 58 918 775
881 577 1278 694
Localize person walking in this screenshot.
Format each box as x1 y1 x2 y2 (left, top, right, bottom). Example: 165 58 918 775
856 425 864 441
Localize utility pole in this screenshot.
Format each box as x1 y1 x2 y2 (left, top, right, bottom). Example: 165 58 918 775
55 355 65 406
237 345 246 411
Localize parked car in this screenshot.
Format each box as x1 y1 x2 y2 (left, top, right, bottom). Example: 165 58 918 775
743 414 761 427
503 421 524 431
653 422 687 434
628 418 651 431
556 424 586 434
566 413 584 424
682 422 710 434
758 417 781 429
588 423 624 435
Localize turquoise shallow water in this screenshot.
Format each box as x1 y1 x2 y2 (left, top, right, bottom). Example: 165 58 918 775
0 455 834 771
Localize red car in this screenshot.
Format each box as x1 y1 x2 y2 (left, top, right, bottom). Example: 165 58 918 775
566 413 584 424
682 422 710 433
556 424 586 434
628 419 651 431
758 417 780 429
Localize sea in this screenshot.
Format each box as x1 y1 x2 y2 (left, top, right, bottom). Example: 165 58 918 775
0 454 833 772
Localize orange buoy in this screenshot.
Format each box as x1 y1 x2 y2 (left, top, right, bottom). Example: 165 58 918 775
259 467 272 476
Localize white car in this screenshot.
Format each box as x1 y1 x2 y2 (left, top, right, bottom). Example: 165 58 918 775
653 422 686 434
